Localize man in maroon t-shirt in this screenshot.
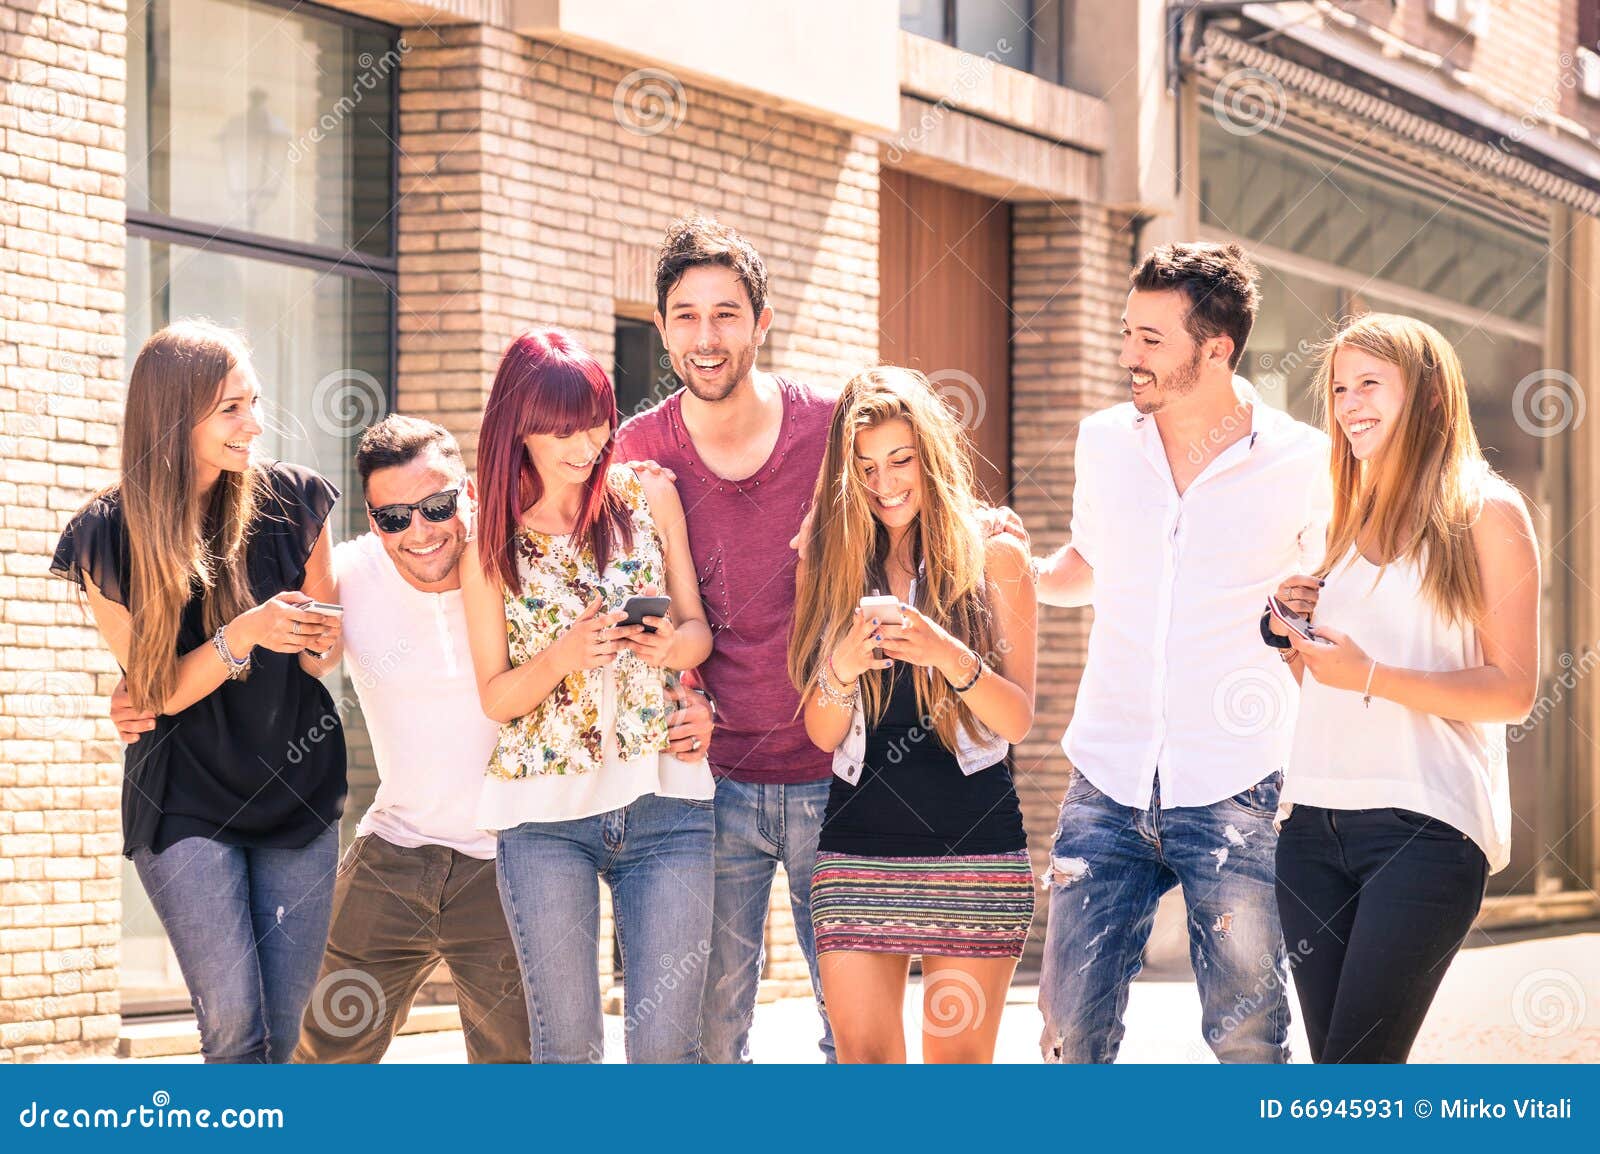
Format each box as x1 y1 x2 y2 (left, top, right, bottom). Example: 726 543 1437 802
619 218 1025 1063
615 218 838 1063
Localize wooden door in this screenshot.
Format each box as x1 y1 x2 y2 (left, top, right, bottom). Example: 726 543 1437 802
879 168 1012 501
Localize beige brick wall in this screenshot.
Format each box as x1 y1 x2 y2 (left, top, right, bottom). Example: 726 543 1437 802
1341 0 1600 136
0 0 127 1062
394 22 880 990
1008 201 1132 974
395 23 880 469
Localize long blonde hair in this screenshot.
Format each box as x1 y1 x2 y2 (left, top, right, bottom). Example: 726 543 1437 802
1313 312 1497 626
120 321 263 711
788 366 994 751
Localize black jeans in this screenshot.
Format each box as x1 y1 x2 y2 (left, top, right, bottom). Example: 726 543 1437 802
1275 804 1488 1064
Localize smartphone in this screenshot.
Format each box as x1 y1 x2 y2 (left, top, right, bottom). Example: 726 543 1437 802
619 595 670 634
858 594 903 626
1267 595 1317 643
298 601 342 660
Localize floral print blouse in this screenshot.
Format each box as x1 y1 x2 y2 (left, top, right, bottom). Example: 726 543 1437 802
486 466 671 780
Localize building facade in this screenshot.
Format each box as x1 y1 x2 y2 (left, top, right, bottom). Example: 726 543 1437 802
2 0 1597 1059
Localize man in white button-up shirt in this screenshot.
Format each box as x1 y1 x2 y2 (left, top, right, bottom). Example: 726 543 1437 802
1032 243 1331 1063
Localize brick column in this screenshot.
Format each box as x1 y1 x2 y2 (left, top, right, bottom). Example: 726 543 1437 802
1008 201 1130 973
0 0 127 1060
395 22 880 1001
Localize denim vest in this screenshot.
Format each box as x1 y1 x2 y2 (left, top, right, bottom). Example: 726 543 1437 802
832 687 1010 786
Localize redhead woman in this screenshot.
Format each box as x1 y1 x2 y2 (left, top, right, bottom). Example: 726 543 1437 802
461 329 716 1063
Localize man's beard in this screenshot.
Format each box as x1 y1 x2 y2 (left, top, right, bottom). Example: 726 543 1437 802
677 345 756 403
1132 348 1203 414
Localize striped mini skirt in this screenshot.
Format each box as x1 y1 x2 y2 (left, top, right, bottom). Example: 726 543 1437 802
810 850 1036 959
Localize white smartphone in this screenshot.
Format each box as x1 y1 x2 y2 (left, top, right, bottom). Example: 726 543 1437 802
858 594 903 626
299 600 342 659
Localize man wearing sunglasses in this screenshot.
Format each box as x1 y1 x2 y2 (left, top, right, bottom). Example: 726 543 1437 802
112 414 715 1062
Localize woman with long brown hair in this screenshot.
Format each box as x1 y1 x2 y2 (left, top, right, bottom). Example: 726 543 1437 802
1266 313 1540 1062
789 366 1037 1063
52 320 346 1062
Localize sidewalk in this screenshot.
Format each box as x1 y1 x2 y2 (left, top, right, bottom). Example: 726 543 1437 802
116 927 1599 1064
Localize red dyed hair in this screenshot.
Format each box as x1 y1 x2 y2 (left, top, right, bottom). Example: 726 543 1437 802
475 329 631 594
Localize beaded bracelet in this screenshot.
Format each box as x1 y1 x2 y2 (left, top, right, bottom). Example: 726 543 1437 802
212 625 251 680
815 663 857 708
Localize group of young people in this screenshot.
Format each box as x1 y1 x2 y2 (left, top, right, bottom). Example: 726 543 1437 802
53 218 1539 1065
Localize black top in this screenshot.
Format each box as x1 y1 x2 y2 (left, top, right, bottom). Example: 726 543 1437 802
818 663 1025 857
51 461 347 858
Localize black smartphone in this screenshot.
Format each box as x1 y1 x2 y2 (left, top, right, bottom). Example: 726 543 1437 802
619 595 671 634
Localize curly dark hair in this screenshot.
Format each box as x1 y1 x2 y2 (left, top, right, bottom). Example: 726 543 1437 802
654 215 769 319
1130 242 1261 369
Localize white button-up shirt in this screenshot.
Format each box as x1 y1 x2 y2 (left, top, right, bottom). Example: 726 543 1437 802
1061 381 1332 810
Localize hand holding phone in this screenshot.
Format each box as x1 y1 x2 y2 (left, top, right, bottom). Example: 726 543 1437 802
619 595 671 634
298 600 343 659
1267 595 1327 645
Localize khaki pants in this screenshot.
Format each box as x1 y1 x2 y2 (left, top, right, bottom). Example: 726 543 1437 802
293 834 530 1063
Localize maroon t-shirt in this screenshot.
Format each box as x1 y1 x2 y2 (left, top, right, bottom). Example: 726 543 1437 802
615 376 836 783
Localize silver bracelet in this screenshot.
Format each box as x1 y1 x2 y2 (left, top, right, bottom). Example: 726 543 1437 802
212 625 251 680
815 664 857 709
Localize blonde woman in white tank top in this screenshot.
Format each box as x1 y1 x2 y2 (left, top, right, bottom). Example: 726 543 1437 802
1264 314 1539 1064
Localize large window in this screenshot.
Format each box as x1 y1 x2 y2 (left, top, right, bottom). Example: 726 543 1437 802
1198 118 1559 899
120 0 398 1010
901 1 1037 77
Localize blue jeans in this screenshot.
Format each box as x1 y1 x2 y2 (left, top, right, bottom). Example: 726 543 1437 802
1039 770 1291 1064
699 776 835 1063
131 825 338 1063
495 792 715 1063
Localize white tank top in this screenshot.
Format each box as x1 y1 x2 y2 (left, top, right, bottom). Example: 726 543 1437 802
1282 545 1510 872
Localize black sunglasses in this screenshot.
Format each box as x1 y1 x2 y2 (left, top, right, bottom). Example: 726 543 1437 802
367 488 461 534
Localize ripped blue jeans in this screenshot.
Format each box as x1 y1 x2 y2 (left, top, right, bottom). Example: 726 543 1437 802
1038 769 1291 1064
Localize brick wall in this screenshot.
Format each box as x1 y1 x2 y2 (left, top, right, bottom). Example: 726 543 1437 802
0 0 127 1061
394 22 881 991
1008 201 1132 973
